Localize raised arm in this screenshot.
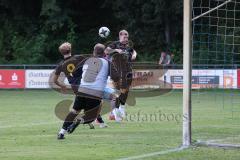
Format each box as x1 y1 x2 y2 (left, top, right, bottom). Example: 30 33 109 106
105 47 122 55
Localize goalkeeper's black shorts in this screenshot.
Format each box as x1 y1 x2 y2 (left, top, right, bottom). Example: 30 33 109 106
73 95 101 124
73 95 101 111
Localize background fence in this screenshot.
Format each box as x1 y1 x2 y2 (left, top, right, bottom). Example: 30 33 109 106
0 63 240 89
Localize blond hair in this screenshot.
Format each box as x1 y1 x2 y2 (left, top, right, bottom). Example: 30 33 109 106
59 42 71 55
119 30 129 37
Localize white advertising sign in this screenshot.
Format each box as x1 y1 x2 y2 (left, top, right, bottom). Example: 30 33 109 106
164 69 237 89
25 69 237 89
25 70 54 88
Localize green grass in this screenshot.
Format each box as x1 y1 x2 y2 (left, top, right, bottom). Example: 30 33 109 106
0 89 239 160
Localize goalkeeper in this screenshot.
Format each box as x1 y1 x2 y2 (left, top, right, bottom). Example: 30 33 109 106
53 43 119 139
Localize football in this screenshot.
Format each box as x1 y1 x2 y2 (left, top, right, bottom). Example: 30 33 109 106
98 27 110 38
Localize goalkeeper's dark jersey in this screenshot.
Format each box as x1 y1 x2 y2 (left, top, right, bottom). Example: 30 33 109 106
55 55 120 93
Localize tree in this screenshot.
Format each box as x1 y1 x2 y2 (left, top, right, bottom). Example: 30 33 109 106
0 0 183 64
103 0 183 62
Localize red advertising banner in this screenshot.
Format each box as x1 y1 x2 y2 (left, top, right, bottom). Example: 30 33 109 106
238 69 240 88
0 70 25 88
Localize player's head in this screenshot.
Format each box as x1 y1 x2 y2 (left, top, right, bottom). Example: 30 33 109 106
93 43 105 57
119 30 129 44
59 42 72 56
161 51 166 57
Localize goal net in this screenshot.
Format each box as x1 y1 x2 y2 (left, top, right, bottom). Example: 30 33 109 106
192 0 240 147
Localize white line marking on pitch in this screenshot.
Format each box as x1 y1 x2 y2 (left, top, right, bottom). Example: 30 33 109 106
117 146 187 160
0 121 59 129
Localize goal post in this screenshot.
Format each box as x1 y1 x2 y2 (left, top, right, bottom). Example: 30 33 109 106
183 0 192 147
183 0 240 148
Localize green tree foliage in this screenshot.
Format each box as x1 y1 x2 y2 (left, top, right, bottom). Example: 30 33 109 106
103 0 183 63
0 0 183 64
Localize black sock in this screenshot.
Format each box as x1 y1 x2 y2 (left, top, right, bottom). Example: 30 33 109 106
114 97 120 108
62 112 78 130
119 92 128 105
96 115 104 123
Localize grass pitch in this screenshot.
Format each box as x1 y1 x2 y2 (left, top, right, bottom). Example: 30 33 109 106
0 90 239 160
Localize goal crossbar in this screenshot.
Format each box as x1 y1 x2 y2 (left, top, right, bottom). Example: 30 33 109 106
192 0 232 21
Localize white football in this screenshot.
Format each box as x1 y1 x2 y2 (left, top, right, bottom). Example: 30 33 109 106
98 27 110 38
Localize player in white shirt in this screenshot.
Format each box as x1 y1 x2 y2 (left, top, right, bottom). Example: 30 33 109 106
57 43 119 139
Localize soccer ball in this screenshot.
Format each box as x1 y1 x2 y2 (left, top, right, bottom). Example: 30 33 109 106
98 27 110 38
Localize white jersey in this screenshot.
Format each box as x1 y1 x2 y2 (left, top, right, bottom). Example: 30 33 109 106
78 57 109 98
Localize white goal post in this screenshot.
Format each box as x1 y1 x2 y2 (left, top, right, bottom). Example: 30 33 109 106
183 0 240 148
183 0 192 147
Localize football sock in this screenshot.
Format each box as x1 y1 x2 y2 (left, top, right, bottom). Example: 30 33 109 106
59 128 67 135
112 108 122 122
62 111 78 130
96 115 104 123
119 92 129 105
119 104 126 118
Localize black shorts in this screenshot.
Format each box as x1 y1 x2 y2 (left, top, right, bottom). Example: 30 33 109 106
73 96 101 112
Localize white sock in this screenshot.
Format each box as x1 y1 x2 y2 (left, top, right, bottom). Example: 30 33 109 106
59 128 67 135
113 108 122 121
119 104 125 110
119 105 126 118
110 111 114 116
113 108 120 116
